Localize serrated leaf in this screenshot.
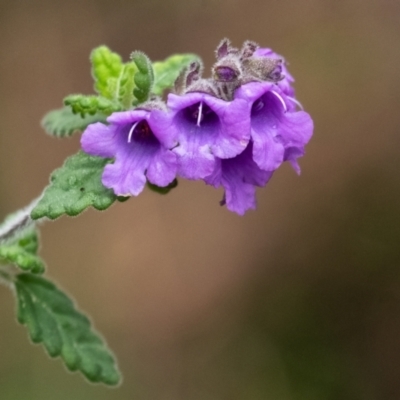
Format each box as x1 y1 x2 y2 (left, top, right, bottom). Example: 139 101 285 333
0 209 45 274
31 151 117 220
15 273 121 385
91 46 123 99
152 54 202 96
42 107 108 138
64 95 122 117
131 51 154 104
147 179 178 195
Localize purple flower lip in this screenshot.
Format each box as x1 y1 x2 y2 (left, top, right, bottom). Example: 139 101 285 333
160 91 251 180
205 141 273 215
235 81 313 173
81 108 178 197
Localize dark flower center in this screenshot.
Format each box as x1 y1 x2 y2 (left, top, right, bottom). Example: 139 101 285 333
251 91 285 129
128 120 159 145
183 102 218 127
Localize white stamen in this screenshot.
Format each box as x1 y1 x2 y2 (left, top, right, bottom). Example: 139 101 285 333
287 96 304 110
127 121 139 143
196 102 203 127
271 90 287 113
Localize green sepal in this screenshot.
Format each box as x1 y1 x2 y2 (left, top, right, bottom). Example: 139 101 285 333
117 196 130 203
147 179 178 195
0 212 45 274
152 54 202 96
64 95 122 117
131 51 154 104
91 46 123 99
15 273 121 385
31 151 117 220
42 107 107 138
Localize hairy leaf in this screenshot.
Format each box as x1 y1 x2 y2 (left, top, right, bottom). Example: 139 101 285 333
131 51 154 104
31 151 117 220
91 46 123 99
0 209 44 274
64 95 122 117
15 273 121 385
118 62 138 109
42 107 107 138
152 54 201 96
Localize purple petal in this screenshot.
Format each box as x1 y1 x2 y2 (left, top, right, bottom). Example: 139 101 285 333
146 148 178 187
210 98 251 159
236 83 313 171
107 109 149 126
225 180 257 216
174 141 215 180
101 118 162 196
148 109 178 149
167 92 251 179
279 111 314 148
102 158 146 196
81 122 118 158
284 146 305 175
81 107 178 197
205 143 273 215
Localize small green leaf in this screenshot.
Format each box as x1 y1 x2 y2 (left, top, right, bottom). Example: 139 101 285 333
152 54 202 96
64 95 122 117
91 46 123 99
42 107 107 138
147 179 178 195
15 273 121 385
118 62 138 109
31 151 117 220
131 51 154 104
0 209 45 274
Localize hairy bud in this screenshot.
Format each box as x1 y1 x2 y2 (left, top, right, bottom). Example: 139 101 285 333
240 40 259 59
242 57 284 83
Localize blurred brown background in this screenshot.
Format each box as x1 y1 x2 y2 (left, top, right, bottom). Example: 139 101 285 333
1 0 400 399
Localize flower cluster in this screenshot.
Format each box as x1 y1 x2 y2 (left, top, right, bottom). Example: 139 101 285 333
81 39 313 215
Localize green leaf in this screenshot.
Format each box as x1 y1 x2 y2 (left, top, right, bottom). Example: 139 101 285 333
131 51 154 104
15 273 121 385
147 179 178 195
0 209 45 274
91 46 123 99
117 62 138 109
42 107 107 138
0 229 44 274
64 95 122 117
31 151 117 220
152 54 202 96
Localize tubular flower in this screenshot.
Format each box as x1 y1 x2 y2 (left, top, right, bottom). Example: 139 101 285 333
162 91 251 180
205 142 273 215
79 38 314 215
81 108 178 196
235 82 313 174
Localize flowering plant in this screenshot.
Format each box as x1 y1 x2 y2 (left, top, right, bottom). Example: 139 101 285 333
0 39 313 385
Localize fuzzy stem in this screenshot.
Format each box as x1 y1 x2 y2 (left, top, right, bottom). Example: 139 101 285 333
0 197 41 245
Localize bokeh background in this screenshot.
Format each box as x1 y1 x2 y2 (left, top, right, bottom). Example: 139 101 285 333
1 0 400 399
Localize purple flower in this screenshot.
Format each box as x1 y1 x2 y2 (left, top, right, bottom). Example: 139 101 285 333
81 108 178 196
235 82 313 173
205 142 273 215
161 92 251 180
